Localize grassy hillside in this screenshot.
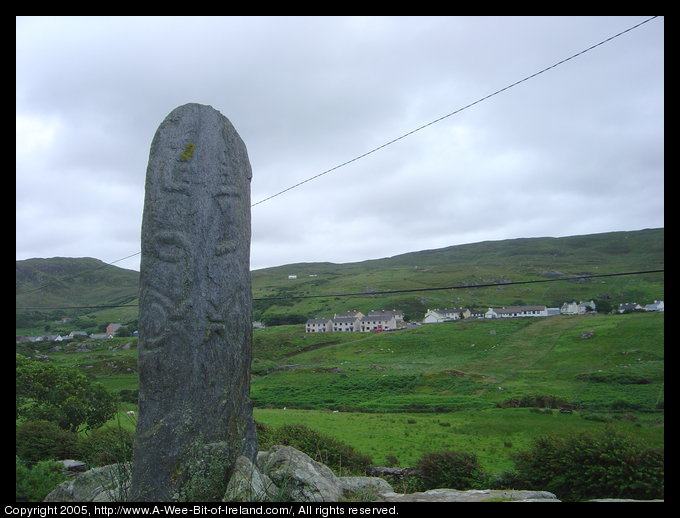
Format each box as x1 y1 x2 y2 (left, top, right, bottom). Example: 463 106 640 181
251 311 663 469
18 311 663 472
16 230 664 476
16 257 139 307
250 312 664 412
16 228 663 334
251 228 664 322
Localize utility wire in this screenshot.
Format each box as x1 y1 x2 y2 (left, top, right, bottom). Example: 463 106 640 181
252 269 664 301
15 269 663 310
16 252 143 296
16 16 661 298
250 16 659 207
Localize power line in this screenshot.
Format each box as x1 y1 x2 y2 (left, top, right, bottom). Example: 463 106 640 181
16 252 143 296
250 16 659 207
16 16 660 297
253 269 665 300
15 269 664 310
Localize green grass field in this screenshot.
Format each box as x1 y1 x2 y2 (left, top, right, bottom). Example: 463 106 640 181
19 312 663 475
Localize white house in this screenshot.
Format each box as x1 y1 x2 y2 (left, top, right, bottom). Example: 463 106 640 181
485 306 548 319
360 314 397 332
561 301 597 315
619 302 643 313
306 310 406 333
332 316 361 332
305 318 332 333
365 310 405 330
644 300 664 312
423 308 470 324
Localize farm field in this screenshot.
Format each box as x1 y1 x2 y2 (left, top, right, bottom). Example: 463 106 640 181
21 311 663 476
252 406 664 473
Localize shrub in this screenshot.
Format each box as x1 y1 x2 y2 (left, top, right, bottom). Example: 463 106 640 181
16 420 79 462
488 470 522 490
78 425 134 466
413 450 486 491
16 457 67 502
263 424 372 475
117 389 139 404
16 355 117 432
512 428 664 501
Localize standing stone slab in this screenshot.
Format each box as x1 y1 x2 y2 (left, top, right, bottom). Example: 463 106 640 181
130 103 256 501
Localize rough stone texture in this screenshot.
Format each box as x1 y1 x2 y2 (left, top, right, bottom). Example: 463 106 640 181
59 460 87 473
257 445 342 502
377 489 560 502
45 463 130 502
338 477 394 499
43 448 663 503
130 103 256 501
224 455 278 502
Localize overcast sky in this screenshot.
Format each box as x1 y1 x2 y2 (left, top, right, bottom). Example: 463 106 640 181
16 16 664 272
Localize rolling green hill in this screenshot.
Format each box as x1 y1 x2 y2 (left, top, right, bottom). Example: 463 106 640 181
250 312 664 413
251 228 664 323
18 311 664 471
16 228 664 334
16 257 140 334
15 228 665 475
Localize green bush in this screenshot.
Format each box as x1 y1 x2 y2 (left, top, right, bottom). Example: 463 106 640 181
16 457 67 502
261 423 372 475
117 389 139 404
513 428 664 501
79 425 134 466
413 450 486 491
16 355 117 432
16 420 79 462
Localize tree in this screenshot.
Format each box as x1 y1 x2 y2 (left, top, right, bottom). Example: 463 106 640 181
513 429 663 501
595 298 613 314
16 355 117 433
116 326 131 337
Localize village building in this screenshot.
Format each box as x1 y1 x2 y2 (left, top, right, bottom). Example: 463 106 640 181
644 300 664 312
305 318 332 333
485 306 548 319
618 302 644 313
332 315 361 332
560 300 597 315
360 314 397 332
423 308 470 324
106 323 122 335
305 309 405 333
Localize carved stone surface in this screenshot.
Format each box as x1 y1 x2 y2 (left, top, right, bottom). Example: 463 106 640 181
130 103 256 502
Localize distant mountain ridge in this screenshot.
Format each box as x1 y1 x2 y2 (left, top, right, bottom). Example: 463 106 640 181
16 257 140 310
16 228 664 325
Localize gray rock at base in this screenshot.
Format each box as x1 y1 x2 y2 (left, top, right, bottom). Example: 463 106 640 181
338 477 394 499
257 445 342 502
224 455 278 502
377 488 560 502
45 463 131 502
587 498 664 502
130 103 256 502
59 459 87 473
252 446 394 502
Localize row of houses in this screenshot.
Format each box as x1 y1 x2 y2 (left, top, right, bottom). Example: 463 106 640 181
306 310 406 333
423 305 552 323
307 299 665 332
423 299 664 324
619 300 664 313
17 323 128 343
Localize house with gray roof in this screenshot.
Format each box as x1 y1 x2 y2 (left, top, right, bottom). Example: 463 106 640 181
485 306 548 319
305 318 333 333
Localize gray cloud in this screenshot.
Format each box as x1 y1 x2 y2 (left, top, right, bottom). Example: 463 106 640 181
16 16 663 272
